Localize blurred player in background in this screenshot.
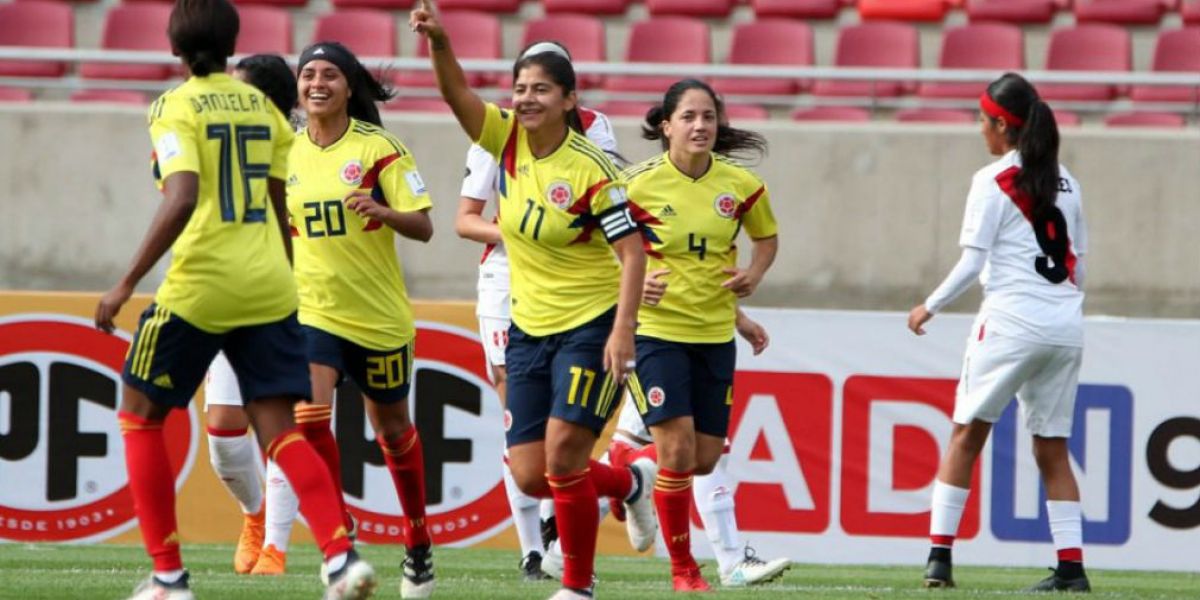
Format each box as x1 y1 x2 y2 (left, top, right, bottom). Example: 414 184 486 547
412 1 657 597
908 72 1089 593
93 1 375 598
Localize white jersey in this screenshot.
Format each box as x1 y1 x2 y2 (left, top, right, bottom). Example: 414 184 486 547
461 107 620 300
960 150 1087 347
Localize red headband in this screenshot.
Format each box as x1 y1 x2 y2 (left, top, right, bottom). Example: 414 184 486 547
979 92 1024 127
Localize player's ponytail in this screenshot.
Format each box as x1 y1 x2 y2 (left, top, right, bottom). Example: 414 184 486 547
983 73 1061 217
167 0 239 77
643 79 767 163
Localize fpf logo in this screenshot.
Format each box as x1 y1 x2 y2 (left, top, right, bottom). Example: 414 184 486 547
0 315 197 542
334 322 509 546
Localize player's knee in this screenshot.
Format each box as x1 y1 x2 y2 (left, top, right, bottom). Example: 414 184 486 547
950 422 990 456
655 439 696 472
1031 436 1069 470
693 454 720 475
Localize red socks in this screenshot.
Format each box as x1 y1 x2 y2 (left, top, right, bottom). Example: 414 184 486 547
655 467 696 573
379 427 431 547
119 412 182 571
548 469 600 590
587 459 633 499
268 429 353 559
295 404 349 523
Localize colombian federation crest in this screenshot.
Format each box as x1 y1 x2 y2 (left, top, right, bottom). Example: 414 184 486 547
648 386 666 408
714 193 737 219
340 160 365 186
546 181 574 209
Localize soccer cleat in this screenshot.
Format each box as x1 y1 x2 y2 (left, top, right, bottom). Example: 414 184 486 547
234 509 266 574
401 544 435 598
625 458 659 552
323 550 377 600
127 571 194 600
520 551 552 581
346 511 359 542
1027 568 1091 593
720 546 790 587
540 515 558 551
250 544 287 575
923 558 955 589
672 566 712 592
541 540 564 581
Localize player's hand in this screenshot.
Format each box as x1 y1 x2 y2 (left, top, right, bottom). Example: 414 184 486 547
345 192 391 221
908 304 933 336
94 280 134 334
604 325 636 383
409 0 445 42
735 312 769 355
642 269 669 306
720 267 761 298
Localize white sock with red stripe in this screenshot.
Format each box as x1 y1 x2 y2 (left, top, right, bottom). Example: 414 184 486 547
693 461 743 577
207 427 263 515
929 480 969 553
263 459 298 552
1047 500 1084 571
503 459 543 557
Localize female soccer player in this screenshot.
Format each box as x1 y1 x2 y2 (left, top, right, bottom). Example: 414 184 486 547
908 72 1089 592
412 2 654 597
454 40 621 582
620 78 779 591
286 40 436 599
93 1 374 598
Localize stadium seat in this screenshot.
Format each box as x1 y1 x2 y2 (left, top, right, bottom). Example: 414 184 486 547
438 0 522 11
1185 0 1200 23
1052 108 1081 126
592 100 655 118
0 87 34 102
70 89 147 104
80 4 174 81
1037 25 1130 101
966 0 1057 24
1075 0 1167 24
919 23 1023 99
709 19 813 96
895 108 976 123
790 106 872 121
0 0 72 78
858 0 949 21
752 0 844 19
234 0 307 8
812 22 919 98
646 0 736 17
723 103 770 121
522 15 606 88
1104 111 1187 127
396 11 499 89
311 10 396 60
543 0 629 15
605 17 710 94
234 6 292 55
1130 28 1200 104
331 0 409 11
383 97 455 113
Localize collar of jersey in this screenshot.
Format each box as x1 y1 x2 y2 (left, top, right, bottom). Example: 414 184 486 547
191 72 233 83
524 126 574 162
302 117 356 152
662 151 716 184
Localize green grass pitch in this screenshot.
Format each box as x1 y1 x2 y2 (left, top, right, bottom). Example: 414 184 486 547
0 543 1196 599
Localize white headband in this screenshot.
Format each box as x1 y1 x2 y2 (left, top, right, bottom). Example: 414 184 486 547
521 41 571 62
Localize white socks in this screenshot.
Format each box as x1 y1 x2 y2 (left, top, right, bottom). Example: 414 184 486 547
1047 500 1083 552
263 459 298 551
694 459 743 575
929 480 970 546
503 460 543 557
207 430 263 515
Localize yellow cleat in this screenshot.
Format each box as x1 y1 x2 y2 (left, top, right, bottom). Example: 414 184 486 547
234 509 266 574
251 544 288 575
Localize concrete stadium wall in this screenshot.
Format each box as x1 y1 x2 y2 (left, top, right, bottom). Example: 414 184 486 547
1 104 1197 318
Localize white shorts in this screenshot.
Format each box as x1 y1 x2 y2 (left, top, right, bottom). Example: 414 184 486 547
954 329 1083 437
478 315 510 369
204 351 243 409
614 393 651 442
476 284 510 320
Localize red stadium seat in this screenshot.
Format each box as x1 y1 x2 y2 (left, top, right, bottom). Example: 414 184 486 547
522 15 606 88
331 0 408 11
752 0 844 19
0 0 73 78
919 23 1023 99
70 89 148 104
311 10 396 59
1075 0 1166 24
543 0 629 15
396 11 499 89
605 18 710 94
592 100 655 118
1104 111 1187 127
1185 0 1200 23
0 87 34 102
235 6 292 55
234 0 307 8
812 22 919 98
1130 28 1200 104
967 0 1057 24
895 108 976 123
383 97 455 114
1052 108 1082 126
790 106 872 121
1037 25 1130 101
80 4 174 80
723 103 770 121
710 19 813 96
858 0 949 21
439 0 522 11
646 0 735 17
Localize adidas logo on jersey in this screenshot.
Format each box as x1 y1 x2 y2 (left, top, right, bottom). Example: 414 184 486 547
659 205 677 217
287 174 299 187
153 373 174 389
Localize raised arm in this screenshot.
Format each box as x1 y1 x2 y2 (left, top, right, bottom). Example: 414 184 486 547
409 0 486 141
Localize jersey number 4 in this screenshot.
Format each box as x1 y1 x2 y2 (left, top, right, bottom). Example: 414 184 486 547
207 124 271 224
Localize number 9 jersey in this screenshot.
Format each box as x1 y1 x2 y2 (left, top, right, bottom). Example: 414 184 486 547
148 73 297 332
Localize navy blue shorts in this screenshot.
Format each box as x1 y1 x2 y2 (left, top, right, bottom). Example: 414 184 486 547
628 336 736 438
122 303 311 408
504 308 623 447
302 325 413 404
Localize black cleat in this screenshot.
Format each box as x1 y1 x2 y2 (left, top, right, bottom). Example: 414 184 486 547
540 515 558 551
923 558 955 588
401 544 435 598
1027 568 1091 593
519 551 551 582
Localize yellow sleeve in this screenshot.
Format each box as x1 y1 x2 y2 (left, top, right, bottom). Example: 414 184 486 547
377 145 433 213
474 102 516 160
148 94 200 181
740 181 778 240
269 105 294 181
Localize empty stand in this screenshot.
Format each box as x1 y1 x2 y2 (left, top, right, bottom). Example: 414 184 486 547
543 0 629 15
1052 108 1082 126
331 0 409 11
813 22 919 98
438 0 522 11
723 103 770 121
1075 0 1167 25
0 87 34 102
592 100 654 118
0 0 73 78
919 23 1023 99
710 19 813 96
895 108 976 123
80 4 174 80
1105 111 1187 127
605 17 710 93
966 0 1057 24
752 0 845 19
522 15 606 88
646 0 735 18
1037 25 1131 101
1185 0 1200 23
70 89 147 104
235 0 307 9
858 0 949 21
311 9 396 58
235 6 292 55
791 106 872 121
396 11 499 88
383 97 455 113
1130 28 1200 103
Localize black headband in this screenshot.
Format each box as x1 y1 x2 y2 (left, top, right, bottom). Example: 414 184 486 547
298 43 359 81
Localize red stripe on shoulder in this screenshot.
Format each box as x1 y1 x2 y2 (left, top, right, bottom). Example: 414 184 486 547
578 107 597 132
733 185 766 219
567 179 610 215
360 152 401 191
502 125 519 178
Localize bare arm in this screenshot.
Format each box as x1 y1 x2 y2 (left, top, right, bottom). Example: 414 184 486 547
409 0 486 141
721 235 778 298
605 234 646 382
345 193 433 242
268 177 293 264
455 197 502 245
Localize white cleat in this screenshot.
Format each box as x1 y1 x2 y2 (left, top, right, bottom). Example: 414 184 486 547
323 552 377 600
546 587 593 599
127 571 195 600
541 540 564 581
624 458 659 552
720 546 791 587
400 544 435 598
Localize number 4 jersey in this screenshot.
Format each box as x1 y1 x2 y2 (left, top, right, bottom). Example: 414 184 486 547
287 118 432 350
148 73 297 332
961 149 1088 347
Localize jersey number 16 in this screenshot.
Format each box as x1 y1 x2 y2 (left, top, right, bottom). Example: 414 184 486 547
207 123 271 224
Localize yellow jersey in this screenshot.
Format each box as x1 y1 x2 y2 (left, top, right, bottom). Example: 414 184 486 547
474 103 636 336
624 152 778 343
148 73 297 332
287 119 432 350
